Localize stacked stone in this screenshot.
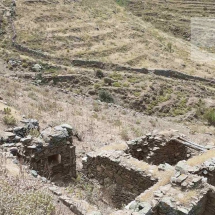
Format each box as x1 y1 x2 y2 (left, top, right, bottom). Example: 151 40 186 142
126 131 190 165
0 121 77 181
189 158 215 186
82 150 158 208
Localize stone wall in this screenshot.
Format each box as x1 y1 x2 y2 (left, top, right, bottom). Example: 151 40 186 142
203 188 215 215
30 144 76 181
126 133 190 165
192 158 215 186
12 122 78 181
82 150 158 208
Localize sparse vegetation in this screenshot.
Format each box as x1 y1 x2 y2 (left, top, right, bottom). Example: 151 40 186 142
3 115 17 126
204 109 215 126
29 128 40 137
98 90 114 103
95 70 104 79
3 107 11 115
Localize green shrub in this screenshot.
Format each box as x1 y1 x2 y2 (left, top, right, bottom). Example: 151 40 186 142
93 102 101 112
109 72 123 80
113 82 121 87
104 77 113 86
204 109 215 125
123 82 130 87
95 70 104 79
94 83 101 90
3 107 11 115
29 129 40 137
116 0 128 7
166 42 173 53
3 115 17 126
98 90 114 103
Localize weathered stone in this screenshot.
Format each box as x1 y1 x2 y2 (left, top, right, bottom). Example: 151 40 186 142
31 170 38 178
49 186 62 196
20 135 32 145
175 174 188 184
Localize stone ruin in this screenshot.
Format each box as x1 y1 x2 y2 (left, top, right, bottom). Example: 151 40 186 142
82 130 215 215
2 123 215 215
0 119 76 181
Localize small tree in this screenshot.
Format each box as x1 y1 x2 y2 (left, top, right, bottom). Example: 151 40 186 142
98 90 114 103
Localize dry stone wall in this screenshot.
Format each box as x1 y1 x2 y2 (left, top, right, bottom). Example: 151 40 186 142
192 158 215 186
126 132 191 165
1 120 77 181
29 144 76 181
82 150 158 208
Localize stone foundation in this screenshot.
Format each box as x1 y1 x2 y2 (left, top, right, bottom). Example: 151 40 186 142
83 151 158 208
125 131 198 165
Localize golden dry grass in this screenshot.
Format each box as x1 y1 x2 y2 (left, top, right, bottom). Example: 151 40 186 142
5 0 214 78
137 169 174 202
187 149 215 166
175 189 198 206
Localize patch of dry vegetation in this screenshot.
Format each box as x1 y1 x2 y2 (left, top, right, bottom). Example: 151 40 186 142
187 149 215 166
137 169 174 202
0 153 70 215
2 0 215 77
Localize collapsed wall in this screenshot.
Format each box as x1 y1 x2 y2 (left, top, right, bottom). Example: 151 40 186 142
82 150 158 208
192 158 215 187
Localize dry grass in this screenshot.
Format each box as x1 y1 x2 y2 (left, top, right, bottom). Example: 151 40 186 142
0 152 75 215
175 189 198 206
137 170 174 202
0 75 214 157
101 142 128 151
187 149 215 166
2 0 214 77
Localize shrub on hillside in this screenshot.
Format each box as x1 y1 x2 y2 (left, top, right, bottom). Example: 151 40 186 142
204 109 215 125
3 115 17 126
95 70 104 79
104 77 113 86
3 107 11 115
98 90 114 103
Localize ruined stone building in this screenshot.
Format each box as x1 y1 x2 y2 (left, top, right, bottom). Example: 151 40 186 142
1 119 76 181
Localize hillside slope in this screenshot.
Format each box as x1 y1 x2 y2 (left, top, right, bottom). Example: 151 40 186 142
1 0 215 78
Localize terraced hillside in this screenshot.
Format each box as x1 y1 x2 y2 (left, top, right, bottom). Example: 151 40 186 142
1 0 215 78
126 0 215 40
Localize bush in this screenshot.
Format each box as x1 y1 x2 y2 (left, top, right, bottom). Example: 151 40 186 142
166 42 173 53
3 115 17 126
95 70 104 79
113 82 121 87
120 129 129 141
204 109 215 125
3 107 11 115
94 84 101 90
104 77 113 86
29 129 40 137
98 90 114 103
